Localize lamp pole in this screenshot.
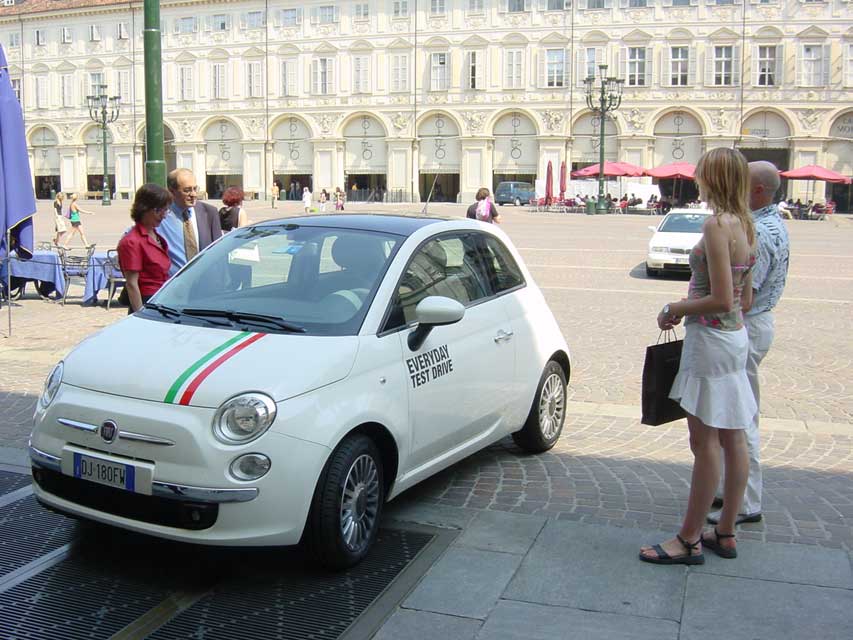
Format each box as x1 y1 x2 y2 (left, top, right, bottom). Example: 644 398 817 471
584 64 623 214
86 84 120 206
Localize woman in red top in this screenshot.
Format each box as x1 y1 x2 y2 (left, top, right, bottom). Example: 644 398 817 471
117 184 173 314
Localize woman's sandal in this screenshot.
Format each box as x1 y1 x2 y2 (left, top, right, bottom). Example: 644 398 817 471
702 528 738 559
639 534 705 565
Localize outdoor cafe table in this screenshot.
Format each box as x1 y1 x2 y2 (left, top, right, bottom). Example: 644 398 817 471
0 250 65 299
83 251 117 305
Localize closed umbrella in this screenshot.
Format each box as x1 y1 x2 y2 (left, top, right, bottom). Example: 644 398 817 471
559 161 567 201
545 160 553 206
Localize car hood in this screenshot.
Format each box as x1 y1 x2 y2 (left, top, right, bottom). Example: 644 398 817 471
62 317 359 407
649 231 702 251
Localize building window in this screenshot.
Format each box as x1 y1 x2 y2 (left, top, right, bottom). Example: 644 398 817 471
626 47 649 87
245 11 266 29
353 55 370 93
506 0 529 11
89 25 102 41
672 0 691 5
466 50 484 90
393 1 409 18
504 49 523 89
628 0 647 6
713 45 734 86
35 29 46 47
11 78 21 103
311 58 335 95
89 72 105 96
60 73 74 107
846 43 853 87
469 0 485 12
210 14 229 31
756 45 778 87
60 27 72 44
179 65 194 101
354 3 369 20
280 9 302 27
670 46 689 86
799 44 827 87
311 5 340 24
116 70 130 102
586 0 606 9
246 61 264 97
583 47 599 81
9 32 20 48
430 0 446 16
430 52 449 90
547 0 567 8
716 0 734 4
391 53 409 91
211 63 227 99
35 76 48 109
545 49 566 87
117 22 129 39
175 17 196 35
281 59 297 96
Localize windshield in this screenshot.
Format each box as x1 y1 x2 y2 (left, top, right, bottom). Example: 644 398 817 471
659 213 708 233
147 224 401 336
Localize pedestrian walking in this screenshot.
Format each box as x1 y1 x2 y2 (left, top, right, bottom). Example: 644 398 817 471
466 187 501 224
335 188 345 211
640 148 757 565
707 161 789 527
319 189 328 213
52 192 67 246
302 186 312 213
63 193 94 248
219 186 248 232
271 183 279 208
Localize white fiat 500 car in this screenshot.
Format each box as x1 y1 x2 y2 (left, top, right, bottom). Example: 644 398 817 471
646 209 711 277
31 215 570 568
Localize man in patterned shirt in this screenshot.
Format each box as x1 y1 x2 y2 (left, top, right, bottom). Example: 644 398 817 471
709 160 790 526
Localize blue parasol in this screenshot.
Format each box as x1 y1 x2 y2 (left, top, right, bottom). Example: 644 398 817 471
0 43 36 261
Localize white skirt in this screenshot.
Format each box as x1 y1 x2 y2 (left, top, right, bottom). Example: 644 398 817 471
669 322 757 429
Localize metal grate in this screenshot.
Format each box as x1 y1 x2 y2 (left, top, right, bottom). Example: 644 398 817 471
0 555 169 640
0 495 77 578
0 470 29 496
148 528 434 640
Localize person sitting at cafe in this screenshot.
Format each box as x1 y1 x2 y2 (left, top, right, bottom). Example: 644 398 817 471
117 184 173 314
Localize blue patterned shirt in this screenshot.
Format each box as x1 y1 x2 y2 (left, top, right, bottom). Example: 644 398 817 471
748 204 789 316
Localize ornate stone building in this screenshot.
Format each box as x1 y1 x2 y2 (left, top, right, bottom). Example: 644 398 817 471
2 0 851 206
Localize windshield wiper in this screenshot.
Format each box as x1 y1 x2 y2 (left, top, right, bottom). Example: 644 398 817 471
143 302 182 318
181 308 306 333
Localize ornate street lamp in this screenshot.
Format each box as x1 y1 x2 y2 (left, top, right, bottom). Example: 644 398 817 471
584 64 624 214
86 84 120 205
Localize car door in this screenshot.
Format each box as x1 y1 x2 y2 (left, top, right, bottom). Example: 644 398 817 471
385 233 515 474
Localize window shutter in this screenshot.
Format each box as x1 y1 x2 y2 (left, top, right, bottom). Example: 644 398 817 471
499 0 509 11
193 17 199 32
310 8 320 24
732 44 741 86
822 44 830 86
604 0 613 7
620 0 628 7
240 13 247 29
687 46 697 85
333 7 340 22
775 44 784 85
576 49 585 86
296 9 303 24
662 46 671 86
645 46 653 85
226 16 233 29
524 0 533 9
172 20 180 35
663 0 673 6
204 16 212 31
689 0 698 6
796 45 804 86
329 59 336 94
578 0 587 7
618 47 626 81
476 50 485 89
537 50 546 88
751 44 760 86
704 46 714 85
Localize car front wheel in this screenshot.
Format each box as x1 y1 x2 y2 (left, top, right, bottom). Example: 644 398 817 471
512 360 567 453
305 434 384 570
645 264 658 278
515 197 522 206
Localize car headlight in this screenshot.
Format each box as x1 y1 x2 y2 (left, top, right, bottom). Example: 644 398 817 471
212 392 277 444
229 453 271 481
651 246 669 253
37 362 63 411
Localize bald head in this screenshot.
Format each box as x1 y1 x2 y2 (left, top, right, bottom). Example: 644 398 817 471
748 161 780 210
167 168 198 209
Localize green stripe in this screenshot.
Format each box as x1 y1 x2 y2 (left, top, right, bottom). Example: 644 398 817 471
163 332 251 404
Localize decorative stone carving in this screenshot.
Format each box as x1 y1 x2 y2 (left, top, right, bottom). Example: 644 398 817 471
180 119 195 138
354 22 371 34
795 109 824 132
757 7 780 19
427 93 445 104
461 111 487 134
428 17 448 30
61 123 75 142
243 117 263 135
211 32 228 43
178 35 195 47
466 15 487 29
540 110 565 132
316 24 337 37
709 7 736 21
391 20 409 32
707 108 730 132
114 121 130 141
625 108 646 133
670 9 691 21
391 112 410 133
504 13 530 27
311 112 342 135
544 13 565 27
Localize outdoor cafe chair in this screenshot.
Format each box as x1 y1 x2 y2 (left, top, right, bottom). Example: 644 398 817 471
56 244 97 305
103 249 126 311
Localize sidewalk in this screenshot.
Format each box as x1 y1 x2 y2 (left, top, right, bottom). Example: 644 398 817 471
378 499 853 640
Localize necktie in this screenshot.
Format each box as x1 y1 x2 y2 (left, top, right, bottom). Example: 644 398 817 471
182 209 198 260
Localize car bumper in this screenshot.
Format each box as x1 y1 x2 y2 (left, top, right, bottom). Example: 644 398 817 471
647 253 691 271
30 384 330 546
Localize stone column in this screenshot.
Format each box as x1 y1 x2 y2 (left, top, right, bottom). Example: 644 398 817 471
789 138 824 202
460 137 492 202
312 139 342 193
241 142 265 199
387 138 414 201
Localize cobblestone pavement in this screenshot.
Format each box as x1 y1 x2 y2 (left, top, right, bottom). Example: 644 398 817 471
3 203 852 547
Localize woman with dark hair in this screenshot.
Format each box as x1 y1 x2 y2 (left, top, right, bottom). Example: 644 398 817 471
466 187 501 223
117 183 173 314
219 186 247 231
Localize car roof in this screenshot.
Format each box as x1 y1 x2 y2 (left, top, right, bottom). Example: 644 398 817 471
252 214 451 237
666 209 710 216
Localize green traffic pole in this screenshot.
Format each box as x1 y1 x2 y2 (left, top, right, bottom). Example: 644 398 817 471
143 0 166 187
596 79 607 215
101 116 111 205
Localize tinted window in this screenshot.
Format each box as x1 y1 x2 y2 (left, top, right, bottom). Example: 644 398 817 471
385 234 491 329
478 235 525 293
659 213 708 233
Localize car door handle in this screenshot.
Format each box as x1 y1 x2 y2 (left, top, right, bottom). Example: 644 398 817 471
494 330 514 343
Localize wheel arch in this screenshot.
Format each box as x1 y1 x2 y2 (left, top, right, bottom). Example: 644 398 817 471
549 349 571 385
341 421 400 495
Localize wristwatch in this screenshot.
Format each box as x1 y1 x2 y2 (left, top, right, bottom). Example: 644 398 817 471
662 304 672 317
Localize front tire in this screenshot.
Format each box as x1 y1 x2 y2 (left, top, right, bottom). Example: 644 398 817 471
512 360 567 453
645 264 658 278
514 197 522 206
305 434 384 570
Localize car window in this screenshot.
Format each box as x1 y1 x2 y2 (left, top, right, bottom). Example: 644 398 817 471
476 235 525 293
659 214 708 233
385 234 492 330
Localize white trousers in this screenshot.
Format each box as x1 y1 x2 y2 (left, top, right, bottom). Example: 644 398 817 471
717 311 775 514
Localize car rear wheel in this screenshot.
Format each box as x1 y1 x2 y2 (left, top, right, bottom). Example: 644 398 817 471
512 360 567 453
305 434 384 570
514 197 522 206
645 264 658 278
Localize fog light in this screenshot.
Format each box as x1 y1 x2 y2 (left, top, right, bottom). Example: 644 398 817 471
230 453 271 481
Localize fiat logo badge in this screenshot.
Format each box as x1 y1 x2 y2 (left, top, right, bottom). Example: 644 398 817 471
100 420 118 443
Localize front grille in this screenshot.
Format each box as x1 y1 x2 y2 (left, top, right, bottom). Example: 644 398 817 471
33 467 218 530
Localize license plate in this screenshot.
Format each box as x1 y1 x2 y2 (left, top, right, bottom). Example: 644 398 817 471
73 452 136 492
674 257 688 264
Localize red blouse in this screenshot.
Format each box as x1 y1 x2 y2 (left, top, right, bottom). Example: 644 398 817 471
117 223 172 296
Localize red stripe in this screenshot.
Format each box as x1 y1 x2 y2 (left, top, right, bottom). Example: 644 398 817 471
178 333 266 406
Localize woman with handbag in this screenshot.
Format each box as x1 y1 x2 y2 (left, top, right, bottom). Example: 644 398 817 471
639 148 757 566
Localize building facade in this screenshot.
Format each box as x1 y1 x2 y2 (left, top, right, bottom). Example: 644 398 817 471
2 0 852 206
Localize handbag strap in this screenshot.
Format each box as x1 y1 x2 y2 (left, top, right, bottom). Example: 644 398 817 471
656 328 679 344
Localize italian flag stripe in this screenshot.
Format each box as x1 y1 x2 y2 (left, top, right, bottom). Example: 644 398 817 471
164 331 253 404
178 333 267 406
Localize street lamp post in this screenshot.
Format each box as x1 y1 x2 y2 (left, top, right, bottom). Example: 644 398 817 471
86 84 120 206
584 64 624 214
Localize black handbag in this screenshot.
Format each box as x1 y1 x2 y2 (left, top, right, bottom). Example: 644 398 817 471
641 330 687 426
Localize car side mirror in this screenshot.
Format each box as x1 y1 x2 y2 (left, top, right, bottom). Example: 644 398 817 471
407 296 465 351
648 225 657 232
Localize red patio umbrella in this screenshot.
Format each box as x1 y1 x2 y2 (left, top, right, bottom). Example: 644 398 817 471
644 162 696 180
571 160 645 178
545 160 554 205
559 161 567 200
779 165 851 184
